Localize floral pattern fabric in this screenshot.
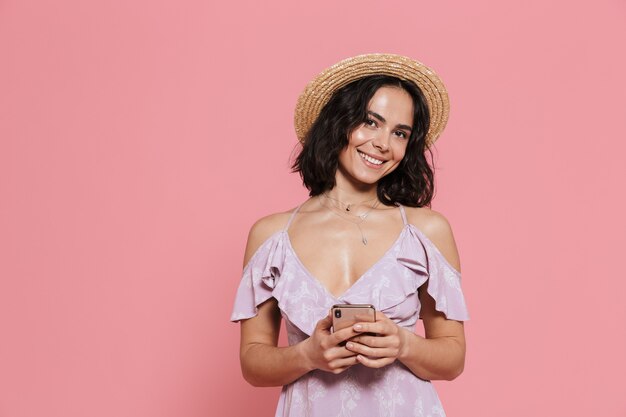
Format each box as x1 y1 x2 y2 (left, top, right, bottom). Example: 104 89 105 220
231 206 469 417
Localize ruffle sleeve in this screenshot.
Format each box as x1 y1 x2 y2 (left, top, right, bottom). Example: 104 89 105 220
230 231 287 322
397 225 470 321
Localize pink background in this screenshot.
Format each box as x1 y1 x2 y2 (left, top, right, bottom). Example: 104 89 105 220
1 0 625 416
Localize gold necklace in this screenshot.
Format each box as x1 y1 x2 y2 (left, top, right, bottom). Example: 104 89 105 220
320 193 380 245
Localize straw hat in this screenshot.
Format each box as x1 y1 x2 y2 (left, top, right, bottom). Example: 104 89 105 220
294 53 450 147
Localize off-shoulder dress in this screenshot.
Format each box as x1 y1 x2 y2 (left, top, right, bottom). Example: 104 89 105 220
231 204 470 417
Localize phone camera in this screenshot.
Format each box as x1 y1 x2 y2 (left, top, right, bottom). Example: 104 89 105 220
334 309 342 319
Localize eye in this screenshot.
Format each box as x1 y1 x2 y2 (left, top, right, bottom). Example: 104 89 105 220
365 118 377 127
394 130 408 139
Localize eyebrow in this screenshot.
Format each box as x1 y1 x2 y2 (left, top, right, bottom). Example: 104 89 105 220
367 111 413 132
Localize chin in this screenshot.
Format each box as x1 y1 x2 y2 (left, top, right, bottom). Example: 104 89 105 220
352 171 386 186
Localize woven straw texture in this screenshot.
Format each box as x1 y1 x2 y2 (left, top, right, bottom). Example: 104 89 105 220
294 54 450 147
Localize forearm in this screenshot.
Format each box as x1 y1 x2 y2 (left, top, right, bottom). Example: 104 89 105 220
398 328 465 381
241 341 312 387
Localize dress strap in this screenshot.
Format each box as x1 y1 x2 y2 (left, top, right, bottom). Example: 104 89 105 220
284 204 304 231
398 204 408 225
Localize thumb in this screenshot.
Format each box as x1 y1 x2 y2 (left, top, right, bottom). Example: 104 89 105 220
316 313 333 330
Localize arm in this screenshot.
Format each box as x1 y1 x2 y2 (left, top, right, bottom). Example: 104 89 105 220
346 209 466 380
397 292 466 380
237 214 361 387
240 299 365 387
347 308 465 380
239 298 310 386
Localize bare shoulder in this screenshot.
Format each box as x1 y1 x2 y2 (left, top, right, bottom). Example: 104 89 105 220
403 206 461 272
242 210 294 267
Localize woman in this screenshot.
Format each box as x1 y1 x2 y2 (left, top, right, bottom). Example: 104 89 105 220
230 54 469 416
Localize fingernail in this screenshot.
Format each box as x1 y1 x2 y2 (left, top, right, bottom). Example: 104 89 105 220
346 342 353 349
354 324 362 331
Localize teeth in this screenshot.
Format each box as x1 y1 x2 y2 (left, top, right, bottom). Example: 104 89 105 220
358 150 384 165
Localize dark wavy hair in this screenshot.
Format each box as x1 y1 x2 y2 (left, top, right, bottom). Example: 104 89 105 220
291 75 435 207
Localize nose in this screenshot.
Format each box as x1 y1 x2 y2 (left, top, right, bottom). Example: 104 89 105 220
372 131 390 152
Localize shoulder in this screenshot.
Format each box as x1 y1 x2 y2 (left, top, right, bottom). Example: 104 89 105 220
242 210 294 267
403 206 461 272
403 206 453 241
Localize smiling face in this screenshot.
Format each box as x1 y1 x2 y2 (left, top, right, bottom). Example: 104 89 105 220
336 86 414 188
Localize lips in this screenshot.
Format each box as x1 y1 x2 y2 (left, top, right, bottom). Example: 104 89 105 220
357 150 385 166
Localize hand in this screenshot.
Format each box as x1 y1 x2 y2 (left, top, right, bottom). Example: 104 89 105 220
345 311 409 368
300 313 361 374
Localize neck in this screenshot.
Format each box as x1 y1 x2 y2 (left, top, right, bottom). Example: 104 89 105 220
324 187 377 204
326 174 378 204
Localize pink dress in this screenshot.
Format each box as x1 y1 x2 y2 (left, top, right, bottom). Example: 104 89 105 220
230 205 470 417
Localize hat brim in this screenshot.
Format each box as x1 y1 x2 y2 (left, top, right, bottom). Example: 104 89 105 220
294 53 450 147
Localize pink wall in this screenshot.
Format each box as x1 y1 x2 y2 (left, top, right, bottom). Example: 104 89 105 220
1 1 625 416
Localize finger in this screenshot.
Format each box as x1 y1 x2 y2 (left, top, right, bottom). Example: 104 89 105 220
353 315 399 335
316 314 333 331
374 310 389 320
345 342 399 359
352 321 389 335
328 366 350 375
319 345 357 362
327 346 359 359
350 335 396 348
328 355 359 371
330 326 360 344
355 354 395 369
